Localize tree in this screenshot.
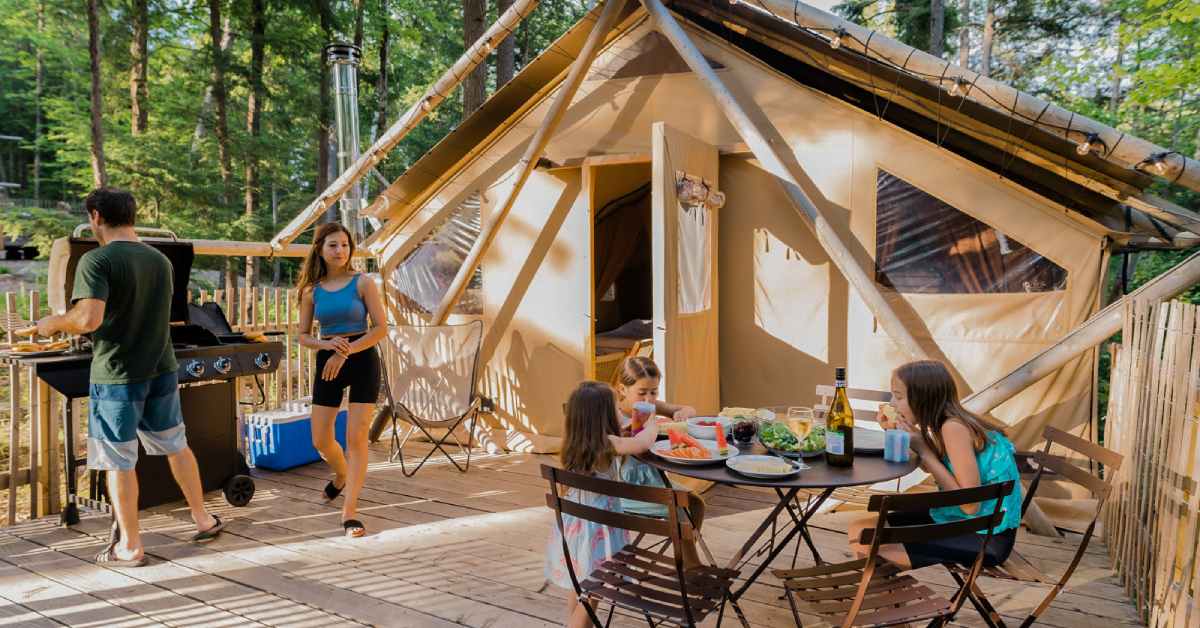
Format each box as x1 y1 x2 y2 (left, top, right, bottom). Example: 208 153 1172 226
129 0 149 135
86 0 107 187
245 0 267 287
316 0 334 220
374 0 390 140
497 0 516 88
980 0 996 77
931 0 945 57
202 0 234 198
462 0 486 115
958 0 970 68
33 0 44 198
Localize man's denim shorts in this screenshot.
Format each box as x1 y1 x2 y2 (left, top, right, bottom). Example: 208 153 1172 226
88 371 188 471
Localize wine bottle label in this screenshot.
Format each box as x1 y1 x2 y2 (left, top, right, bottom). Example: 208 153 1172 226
826 431 845 455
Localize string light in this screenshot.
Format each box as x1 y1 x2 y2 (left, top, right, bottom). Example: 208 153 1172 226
1076 132 1106 156
1148 152 1171 176
947 76 970 98
830 27 847 50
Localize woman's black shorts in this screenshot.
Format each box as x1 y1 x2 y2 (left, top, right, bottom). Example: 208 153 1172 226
312 336 381 408
886 510 1016 570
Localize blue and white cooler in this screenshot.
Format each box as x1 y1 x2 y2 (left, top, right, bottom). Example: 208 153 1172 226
245 401 348 471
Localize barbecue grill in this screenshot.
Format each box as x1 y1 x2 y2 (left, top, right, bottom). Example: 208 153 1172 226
9 225 283 524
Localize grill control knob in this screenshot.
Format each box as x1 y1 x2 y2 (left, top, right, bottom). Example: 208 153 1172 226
254 353 272 370
185 360 205 378
213 357 233 375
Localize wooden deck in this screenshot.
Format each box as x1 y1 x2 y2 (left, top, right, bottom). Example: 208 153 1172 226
0 441 1142 627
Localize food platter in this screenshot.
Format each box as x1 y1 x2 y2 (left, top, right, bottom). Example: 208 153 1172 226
726 454 808 479
854 426 886 455
686 416 732 440
650 438 738 466
1 339 72 359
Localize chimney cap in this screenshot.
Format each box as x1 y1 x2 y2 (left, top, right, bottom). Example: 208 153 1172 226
325 43 362 65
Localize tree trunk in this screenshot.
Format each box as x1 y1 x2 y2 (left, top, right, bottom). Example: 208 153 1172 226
200 0 234 199
462 0 487 115
87 0 107 188
375 0 390 141
353 0 364 49
317 0 335 221
245 0 266 229
929 0 944 57
1109 20 1123 114
957 0 969 68
496 0 516 88
980 0 996 77
33 0 44 198
129 0 149 135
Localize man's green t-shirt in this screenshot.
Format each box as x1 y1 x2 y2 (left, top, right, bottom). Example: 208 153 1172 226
72 241 178 384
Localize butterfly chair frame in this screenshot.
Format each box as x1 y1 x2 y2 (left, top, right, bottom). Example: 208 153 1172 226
775 480 1014 628
947 426 1123 628
542 464 749 628
382 320 484 477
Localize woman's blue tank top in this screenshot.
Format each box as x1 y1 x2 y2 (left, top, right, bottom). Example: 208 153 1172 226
313 274 368 336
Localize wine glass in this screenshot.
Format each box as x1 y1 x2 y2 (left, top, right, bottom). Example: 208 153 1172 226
787 406 814 439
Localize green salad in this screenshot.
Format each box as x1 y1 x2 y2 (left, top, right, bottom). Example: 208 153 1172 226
759 422 827 454
800 426 826 453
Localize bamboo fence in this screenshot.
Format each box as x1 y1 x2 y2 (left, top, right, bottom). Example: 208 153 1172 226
1104 298 1200 627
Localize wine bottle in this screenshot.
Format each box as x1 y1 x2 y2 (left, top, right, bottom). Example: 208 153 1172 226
825 367 855 467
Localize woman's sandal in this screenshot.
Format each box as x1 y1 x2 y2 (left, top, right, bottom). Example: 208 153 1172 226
190 514 225 543
323 480 344 501
95 544 147 568
342 519 366 538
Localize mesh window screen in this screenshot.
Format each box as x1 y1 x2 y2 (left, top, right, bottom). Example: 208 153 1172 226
874 171 1067 294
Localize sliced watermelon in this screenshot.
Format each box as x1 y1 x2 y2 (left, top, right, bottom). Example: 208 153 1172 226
668 429 683 448
715 427 729 456
679 432 704 450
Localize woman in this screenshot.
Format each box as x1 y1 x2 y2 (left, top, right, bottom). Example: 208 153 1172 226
297 223 387 537
847 360 1022 569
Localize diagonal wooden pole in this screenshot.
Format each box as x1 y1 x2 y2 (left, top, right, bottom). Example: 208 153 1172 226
270 0 542 251
640 0 928 362
430 0 628 324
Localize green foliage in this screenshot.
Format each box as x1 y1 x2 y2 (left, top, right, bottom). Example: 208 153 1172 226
0 206 78 258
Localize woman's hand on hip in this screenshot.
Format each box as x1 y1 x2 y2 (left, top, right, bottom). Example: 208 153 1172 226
322 354 347 380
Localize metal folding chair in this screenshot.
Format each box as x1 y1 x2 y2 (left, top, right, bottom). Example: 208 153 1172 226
380 320 484 476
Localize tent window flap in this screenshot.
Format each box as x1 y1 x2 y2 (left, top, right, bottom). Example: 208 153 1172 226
874 170 1067 294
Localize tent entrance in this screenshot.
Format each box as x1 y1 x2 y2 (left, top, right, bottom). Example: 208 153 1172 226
590 161 654 383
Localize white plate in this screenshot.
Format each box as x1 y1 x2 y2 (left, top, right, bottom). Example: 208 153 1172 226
651 438 739 466
854 426 886 453
686 416 732 441
726 455 808 479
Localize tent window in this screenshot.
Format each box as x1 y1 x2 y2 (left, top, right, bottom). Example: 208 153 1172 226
678 202 712 313
874 171 1067 294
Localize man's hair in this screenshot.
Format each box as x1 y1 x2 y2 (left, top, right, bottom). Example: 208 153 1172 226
84 188 137 227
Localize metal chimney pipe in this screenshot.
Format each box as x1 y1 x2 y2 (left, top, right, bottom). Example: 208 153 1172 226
325 43 365 242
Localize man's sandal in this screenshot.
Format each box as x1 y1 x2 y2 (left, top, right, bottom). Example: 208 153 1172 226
343 519 365 538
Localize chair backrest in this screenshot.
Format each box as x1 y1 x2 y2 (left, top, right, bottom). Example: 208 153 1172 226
851 481 1014 625
814 384 892 422
604 338 653 386
382 321 483 424
1023 425 1124 519
541 463 699 610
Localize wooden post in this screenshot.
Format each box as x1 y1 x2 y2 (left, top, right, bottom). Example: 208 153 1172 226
6 293 20 524
962 249 1200 415
744 0 1200 195
431 0 629 324
270 0 544 250
640 0 928 362
285 289 293 402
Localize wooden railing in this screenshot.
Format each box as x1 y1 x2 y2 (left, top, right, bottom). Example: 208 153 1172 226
1103 298 1200 625
0 284 314 526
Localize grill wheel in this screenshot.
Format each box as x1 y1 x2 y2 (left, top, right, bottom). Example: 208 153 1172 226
223 474 255 507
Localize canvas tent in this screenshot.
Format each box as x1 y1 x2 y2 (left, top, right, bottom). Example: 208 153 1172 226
279 0 1200 451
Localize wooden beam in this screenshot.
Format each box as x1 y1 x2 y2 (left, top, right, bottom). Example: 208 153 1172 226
188 239 315 258
641 0 929 362
269 0 543 251
742 0 1200 197
963 249 1200 416
430 0 630 324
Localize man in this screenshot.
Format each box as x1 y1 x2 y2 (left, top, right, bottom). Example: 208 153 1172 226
35 188 223 566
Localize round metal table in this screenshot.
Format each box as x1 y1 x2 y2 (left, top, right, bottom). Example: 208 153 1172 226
637 443 918 612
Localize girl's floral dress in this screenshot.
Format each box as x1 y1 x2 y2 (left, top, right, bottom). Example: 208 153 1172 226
544 459 631 589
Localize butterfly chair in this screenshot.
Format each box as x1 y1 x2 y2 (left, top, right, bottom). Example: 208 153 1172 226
946 426 1123 628
381 320 484 477
775 480 1014 628
542 464 749 628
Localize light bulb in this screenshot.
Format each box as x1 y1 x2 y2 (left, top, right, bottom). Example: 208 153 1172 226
948 78 964 98
831 28 846 50
1150 154 1169 176
1076 133 1101 156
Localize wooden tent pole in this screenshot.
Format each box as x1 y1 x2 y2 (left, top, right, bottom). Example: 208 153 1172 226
269 0 542 251
641 0 928 362
430 0 628 324
964 250 1200 415
744 0 1200 196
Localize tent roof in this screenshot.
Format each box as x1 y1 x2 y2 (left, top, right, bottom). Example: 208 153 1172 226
369 1 1200 251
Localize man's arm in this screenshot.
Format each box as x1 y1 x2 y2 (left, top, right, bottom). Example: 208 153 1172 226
37 299 105 336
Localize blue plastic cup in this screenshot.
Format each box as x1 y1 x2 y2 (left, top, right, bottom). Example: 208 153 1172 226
884 429 910 462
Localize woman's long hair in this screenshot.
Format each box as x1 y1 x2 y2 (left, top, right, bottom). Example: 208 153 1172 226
560 381 622 475
894 360 996 459
297 222 355 293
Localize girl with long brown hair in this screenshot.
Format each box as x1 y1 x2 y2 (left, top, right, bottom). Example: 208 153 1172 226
847 360 1022 569
297 222 387 537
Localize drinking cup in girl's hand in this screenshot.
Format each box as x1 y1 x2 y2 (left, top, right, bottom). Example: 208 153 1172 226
631 401 656 434
884 429 911 462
